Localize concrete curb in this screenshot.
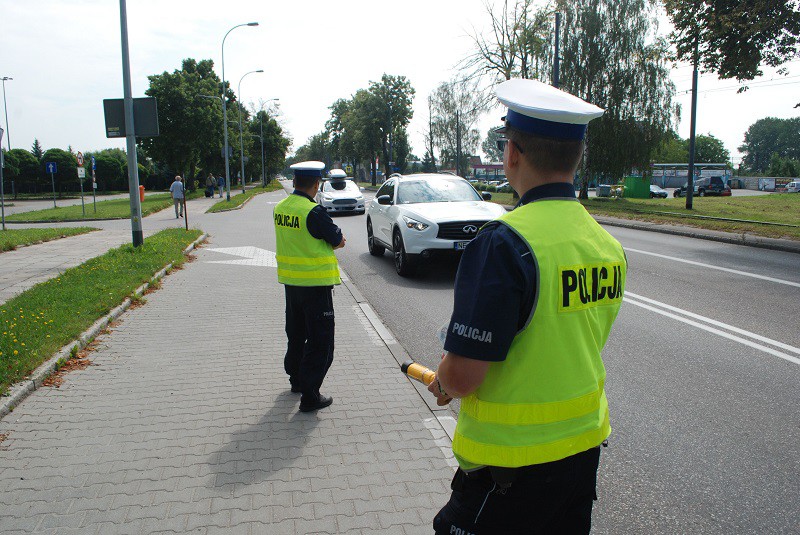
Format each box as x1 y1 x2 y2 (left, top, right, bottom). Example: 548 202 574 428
205 193 257 213
0 233 208 421
593 216 800 254
339 268 456 441
499 204 800 254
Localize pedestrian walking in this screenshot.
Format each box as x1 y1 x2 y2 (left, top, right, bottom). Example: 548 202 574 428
169 175 185 218
205 173 215 198
427 79 627 534
273 161 346 412
217 174 225 198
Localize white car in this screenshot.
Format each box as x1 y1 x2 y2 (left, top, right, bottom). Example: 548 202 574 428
366 173 507 276
315 178 365 215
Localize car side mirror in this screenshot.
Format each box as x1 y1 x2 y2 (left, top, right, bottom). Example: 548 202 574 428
377 195 392 205
482 192 492 201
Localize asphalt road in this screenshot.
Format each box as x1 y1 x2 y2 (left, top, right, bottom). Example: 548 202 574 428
320 184 799 534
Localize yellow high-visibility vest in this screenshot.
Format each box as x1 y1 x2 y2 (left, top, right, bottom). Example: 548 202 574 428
274 194 341 286
453 199 626 468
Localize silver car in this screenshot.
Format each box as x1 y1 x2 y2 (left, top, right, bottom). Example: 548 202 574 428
315 179 365 215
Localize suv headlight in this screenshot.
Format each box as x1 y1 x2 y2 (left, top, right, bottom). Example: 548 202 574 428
322 195 334 201
402 216 429 231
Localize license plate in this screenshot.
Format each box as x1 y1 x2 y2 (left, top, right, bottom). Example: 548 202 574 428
454 241 470 250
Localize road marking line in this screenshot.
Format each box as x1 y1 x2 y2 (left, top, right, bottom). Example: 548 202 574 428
624 247 800 288
624 295 800 366
626 292 800 356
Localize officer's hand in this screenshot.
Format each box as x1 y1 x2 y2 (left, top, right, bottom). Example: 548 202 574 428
334 236 346 249
427 377 453 406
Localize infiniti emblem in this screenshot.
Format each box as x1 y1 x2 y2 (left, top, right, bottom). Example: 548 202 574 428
463 225 478 234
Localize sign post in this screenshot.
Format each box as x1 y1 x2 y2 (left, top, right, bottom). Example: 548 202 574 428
77 153 86 217
91 156 97 212
46 161 58 208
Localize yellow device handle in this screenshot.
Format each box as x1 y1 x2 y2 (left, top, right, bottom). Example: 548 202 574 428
400 360 436 386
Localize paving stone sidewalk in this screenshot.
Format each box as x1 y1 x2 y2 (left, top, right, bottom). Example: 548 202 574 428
0 191 456 534
0 196 219 306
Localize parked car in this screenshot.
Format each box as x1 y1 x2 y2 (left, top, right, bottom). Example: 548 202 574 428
673 176 731 197
315 178 365 214
649 185 668 198
786 180 800 193
366 173 507 276
496 181 512 192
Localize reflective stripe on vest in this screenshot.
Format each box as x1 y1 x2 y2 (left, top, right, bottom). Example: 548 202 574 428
452 200 626 468
274 194 341 286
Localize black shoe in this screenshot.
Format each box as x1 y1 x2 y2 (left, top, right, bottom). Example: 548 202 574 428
299 395 333 413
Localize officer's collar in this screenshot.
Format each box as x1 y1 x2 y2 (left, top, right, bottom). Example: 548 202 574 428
516 182 577 207
292 190 315 202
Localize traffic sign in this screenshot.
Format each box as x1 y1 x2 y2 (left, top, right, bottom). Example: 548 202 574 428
46 162 58 174
76 152 84 167
91 156 96 170
77 167 86 179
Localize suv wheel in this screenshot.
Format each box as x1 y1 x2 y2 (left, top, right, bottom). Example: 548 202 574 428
674 190 682 198
699 189 705 197
367 218 384 257
393 230 416 277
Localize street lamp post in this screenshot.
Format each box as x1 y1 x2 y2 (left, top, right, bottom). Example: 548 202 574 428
0 77 11 150
237 69 263 195
221 22 258 202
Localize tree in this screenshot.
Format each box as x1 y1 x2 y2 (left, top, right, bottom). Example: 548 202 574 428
30 139 44 160
663 0 800 82
739 117 800 173
139 58 224 181
463 0 554 84
368 74 415 177
463 0 676 196
694 134 730 164
248 108 290 183
556 0 676 196
653 132 689 163
481 126 504 162
92 154 124 191
430 78 483 177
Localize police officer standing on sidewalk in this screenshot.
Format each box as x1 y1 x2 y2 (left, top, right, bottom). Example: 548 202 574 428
274 161 345 412
428 79 627 534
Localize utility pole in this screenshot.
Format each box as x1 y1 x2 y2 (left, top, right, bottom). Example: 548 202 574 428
456 109 461 177
686 33 699 210
553 13 561 88
260 115 266 187
119 0 144 246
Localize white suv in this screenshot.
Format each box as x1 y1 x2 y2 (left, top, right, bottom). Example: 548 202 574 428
315 178 365 214
366 173 507 276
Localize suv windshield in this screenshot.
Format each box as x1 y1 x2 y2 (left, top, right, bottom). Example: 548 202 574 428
396 178 481 204
322 180 359 193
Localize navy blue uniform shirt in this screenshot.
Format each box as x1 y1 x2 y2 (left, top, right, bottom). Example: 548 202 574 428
293 191 343 247
443 182 577 361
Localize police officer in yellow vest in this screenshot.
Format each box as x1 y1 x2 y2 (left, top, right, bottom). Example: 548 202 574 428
274 161 345 412
427 79 627 534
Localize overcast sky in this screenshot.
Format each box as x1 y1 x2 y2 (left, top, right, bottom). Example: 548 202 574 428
1 0 798 166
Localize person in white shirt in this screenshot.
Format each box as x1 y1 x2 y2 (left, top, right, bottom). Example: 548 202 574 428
169 175 185 218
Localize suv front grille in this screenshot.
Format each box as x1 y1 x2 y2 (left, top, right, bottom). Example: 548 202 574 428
332 198 356 205
437 221 489 240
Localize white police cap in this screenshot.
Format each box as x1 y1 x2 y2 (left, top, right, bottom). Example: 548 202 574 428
495 79 604 141
327 169 347 179
290 160 325 178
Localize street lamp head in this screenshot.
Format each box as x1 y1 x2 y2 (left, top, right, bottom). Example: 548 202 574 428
247 22 259 26
256 69 264 73
1 77 12 81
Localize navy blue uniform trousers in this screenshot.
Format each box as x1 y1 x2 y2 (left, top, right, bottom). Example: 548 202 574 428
433 447 601 535
283 285 335 402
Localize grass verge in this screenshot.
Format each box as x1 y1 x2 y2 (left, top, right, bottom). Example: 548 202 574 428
489 192 800 240
1 227 97 252
206 182 283 213
0 227 202 394
6 191 205 222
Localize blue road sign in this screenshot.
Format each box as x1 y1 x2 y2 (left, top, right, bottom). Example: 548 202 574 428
46 162 58 174
91 156 96 170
